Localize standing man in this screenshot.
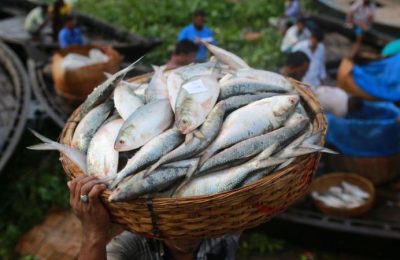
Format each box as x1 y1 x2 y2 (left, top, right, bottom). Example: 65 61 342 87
58 15 84 49
292 29 327 88
346 0 376 57
178 10 216 62
281 17 311 53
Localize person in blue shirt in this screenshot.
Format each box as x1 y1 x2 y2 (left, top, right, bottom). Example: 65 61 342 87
178 10 216 62
58 15 84 49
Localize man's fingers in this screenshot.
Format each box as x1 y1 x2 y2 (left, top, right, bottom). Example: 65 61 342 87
80 179 104 197
88 184 107 204
74 176 97 200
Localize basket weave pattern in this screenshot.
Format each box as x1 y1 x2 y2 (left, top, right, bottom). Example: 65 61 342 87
59 79 327 239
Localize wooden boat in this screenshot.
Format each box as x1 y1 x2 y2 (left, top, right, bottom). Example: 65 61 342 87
0 0 162 61
0 0 160 128
316 0 400 40
0 41 30 173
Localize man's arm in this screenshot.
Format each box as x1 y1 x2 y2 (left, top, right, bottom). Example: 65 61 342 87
58 30 68 48
68 176 110 260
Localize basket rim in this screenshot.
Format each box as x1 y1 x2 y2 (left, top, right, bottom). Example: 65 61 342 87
59 76 327 203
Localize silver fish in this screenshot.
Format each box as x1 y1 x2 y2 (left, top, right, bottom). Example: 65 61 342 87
174 144 278 197
114 82 144 120
114 99 173 151
72 100 114 153
27 130 87 175
145 65 168 103
219 78 289 99
109 167 189 202
201 95 299 163
175 61 222 80
175 76 220 134
146 101 226 174
199 114 309 173
110 128 184 187
234 68 293 91
80 57 143 117
87 119 124 178
202 41 249 70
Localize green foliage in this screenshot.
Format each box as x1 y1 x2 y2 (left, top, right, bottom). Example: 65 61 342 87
238 231 285 258
76 0 286 69
0 130 69 259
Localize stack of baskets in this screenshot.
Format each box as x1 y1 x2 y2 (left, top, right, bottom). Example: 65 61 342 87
59 78 327 239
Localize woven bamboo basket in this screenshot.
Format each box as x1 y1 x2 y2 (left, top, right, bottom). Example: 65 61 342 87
336 58 376 101
59 77 327 239
310 172 375 217
325 154 400 185
52 44 123 103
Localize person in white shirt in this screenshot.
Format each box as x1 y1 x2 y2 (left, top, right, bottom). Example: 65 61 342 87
346 0 376 57
292 30 327 88
281 17 311 53
315 86 363 117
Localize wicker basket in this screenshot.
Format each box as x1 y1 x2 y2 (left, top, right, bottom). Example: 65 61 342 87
325 154 400 185
59 78 327 239
310 172 375 217
52 44 123 103
336 58 376 101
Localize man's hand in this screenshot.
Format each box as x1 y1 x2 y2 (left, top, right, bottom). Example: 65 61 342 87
68 176 109 260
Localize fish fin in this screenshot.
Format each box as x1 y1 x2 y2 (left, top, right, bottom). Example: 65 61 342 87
171 159 200 196
193 130 205 140
103 72 113 79
298 144 338 154
29 129 56 144
185 133 194 144
254 143 278 161
26 143 55 150
144 161 161 178
109 175 123 190
120 80 141 90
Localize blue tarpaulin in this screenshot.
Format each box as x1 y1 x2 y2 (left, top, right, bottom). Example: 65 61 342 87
326 102 400 157
352 53 400 102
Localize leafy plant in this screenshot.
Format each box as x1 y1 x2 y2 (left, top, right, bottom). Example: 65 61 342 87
238 231 285 258
76 0 287 69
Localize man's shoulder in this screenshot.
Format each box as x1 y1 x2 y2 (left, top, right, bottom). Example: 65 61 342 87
181 24 194 32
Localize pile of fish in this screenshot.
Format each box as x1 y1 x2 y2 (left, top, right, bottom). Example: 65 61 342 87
311 181 370 209
29 42 335 202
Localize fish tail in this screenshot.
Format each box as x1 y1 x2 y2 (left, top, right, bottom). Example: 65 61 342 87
29 129 57 144
298 143 338 154
185 133 194 144
193 130 205 140
171 159 200 196
26 143 56 151
28 129 63 151
255 143 278 161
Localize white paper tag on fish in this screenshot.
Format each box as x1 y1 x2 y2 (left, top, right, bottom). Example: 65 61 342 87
182 79 208 94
